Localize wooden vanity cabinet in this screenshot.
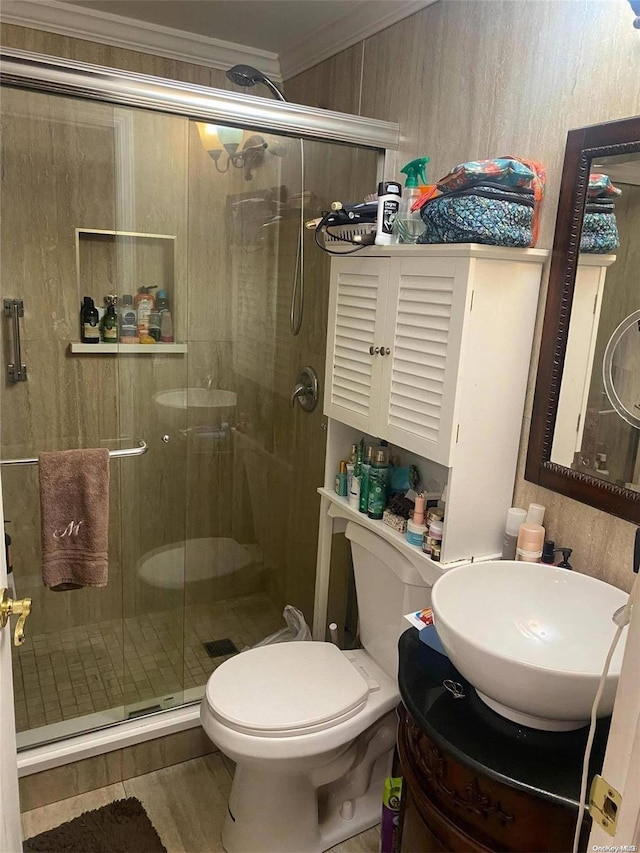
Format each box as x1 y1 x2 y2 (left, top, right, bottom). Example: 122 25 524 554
396 704 590 852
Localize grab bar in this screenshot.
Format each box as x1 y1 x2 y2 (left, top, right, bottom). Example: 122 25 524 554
4 299 27 382
0 440 148 467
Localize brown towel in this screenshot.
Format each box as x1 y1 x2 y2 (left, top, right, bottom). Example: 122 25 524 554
39 448 110 591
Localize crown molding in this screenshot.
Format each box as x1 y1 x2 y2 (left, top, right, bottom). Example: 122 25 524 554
0 0 282 81
278 0 436 80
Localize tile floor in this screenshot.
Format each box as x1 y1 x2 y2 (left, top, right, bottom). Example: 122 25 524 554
12 592 284 736
20 754 382 853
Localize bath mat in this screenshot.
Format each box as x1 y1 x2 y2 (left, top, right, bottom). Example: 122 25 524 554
23 797 166 852
203 638 238 657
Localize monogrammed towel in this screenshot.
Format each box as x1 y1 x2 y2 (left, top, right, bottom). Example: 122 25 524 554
39 448 110 590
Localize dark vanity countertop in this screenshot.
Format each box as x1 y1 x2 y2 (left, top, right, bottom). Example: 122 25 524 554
398 628 609 811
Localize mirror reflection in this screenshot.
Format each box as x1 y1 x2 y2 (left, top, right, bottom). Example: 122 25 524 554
551 149 640 493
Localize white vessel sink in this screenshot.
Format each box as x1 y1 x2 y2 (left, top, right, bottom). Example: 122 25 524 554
431 561 629 731
155 388 237 410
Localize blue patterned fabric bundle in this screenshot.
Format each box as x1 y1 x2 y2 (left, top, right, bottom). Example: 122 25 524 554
418 182 536 247
580 175 621 253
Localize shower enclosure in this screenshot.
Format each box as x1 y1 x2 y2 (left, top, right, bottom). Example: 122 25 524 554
0 49 395 753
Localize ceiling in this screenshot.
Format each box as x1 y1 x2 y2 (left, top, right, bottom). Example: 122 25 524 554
2 0 434 80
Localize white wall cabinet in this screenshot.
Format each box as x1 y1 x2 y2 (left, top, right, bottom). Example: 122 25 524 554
325 245 547 467
314 244 548 640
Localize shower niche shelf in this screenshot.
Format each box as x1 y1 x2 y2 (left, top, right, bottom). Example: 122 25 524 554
75 227 181 342
69 342 187 354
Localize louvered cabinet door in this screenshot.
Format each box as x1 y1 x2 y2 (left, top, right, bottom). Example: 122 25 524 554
324 258 389 433
379 256 471 466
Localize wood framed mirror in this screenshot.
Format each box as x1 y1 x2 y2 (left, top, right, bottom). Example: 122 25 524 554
526 115 640 525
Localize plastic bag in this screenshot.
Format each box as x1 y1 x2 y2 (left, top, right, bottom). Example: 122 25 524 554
251 605 312 647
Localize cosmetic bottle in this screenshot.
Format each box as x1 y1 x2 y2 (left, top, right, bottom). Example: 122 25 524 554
119 294 138 343
515 523 545 563
502 507 527 560
160 310 174 343
423 520 443 560
359 444 374 513
367 446 389 519
349 473 360 509
335 461 348 497
348 443 358 465
406 495 427 547
101 296 118 343
374 181 402 246
526 503 545 526
135 285 157 338
346 462 355 497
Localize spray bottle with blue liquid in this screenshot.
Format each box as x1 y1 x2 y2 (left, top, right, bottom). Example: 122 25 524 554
394 156 430 243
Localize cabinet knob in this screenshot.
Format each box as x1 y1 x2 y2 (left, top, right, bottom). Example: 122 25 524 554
380 347 391 356
369 346 380 355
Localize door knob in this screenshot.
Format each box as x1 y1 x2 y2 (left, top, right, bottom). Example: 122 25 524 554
369 346 381 355
0 588 32 646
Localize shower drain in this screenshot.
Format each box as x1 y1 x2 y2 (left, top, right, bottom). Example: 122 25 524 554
203 638 239 658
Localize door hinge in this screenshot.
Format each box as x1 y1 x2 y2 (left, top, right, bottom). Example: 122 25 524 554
470 290 474 312
456 424 460 443
576 412 581 434
589 774 621 837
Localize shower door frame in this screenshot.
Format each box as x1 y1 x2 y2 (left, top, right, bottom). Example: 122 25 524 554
0 46 399 780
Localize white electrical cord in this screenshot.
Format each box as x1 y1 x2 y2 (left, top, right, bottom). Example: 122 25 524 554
572 572 638 853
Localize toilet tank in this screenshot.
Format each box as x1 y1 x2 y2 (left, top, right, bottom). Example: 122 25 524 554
345 522 432 679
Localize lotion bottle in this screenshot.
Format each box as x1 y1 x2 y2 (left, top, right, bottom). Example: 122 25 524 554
515 523 545 563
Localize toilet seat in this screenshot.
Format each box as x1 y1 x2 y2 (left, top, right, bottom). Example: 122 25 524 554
205 641 371 737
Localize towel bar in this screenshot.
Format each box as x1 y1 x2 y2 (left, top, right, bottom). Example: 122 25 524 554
0 440 148 466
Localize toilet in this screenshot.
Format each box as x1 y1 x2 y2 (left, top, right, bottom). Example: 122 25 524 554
200 522 431 853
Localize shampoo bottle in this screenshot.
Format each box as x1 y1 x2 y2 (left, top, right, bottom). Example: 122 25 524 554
135 286 157 338
374 181 402 246
80 296 99 343
101 295 118 343
394 157 430 243
119 294 138 343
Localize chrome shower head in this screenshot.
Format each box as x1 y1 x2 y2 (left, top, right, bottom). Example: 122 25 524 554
226 64 287 102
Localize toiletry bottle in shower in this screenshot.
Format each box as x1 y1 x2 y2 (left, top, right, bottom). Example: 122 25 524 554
80 296 99 343
375 181 402 246
119 294 138 343
135 285 157 338
160 310 174 343
367 446 389 520
155 289 170 313
101 296 118 343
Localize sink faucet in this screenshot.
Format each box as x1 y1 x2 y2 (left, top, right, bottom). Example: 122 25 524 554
205 375 213 391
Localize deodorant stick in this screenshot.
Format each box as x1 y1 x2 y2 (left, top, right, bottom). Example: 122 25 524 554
375 181 402 245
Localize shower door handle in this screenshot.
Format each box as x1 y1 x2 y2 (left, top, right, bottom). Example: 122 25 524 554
0 588 32 646
4 299 27 382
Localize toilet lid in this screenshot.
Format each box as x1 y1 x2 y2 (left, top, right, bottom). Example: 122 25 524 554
206 642 370 736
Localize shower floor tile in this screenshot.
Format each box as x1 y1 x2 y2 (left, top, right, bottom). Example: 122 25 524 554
12 592 285 737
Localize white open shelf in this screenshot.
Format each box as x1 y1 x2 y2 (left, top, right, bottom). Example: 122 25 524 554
69 342 187 354
318 487 472 586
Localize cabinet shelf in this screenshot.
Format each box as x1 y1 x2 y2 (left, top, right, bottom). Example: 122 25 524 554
318 487 471 586
69 342 187 354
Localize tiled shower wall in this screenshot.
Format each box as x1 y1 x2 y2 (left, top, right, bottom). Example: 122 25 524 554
284 0 640 591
